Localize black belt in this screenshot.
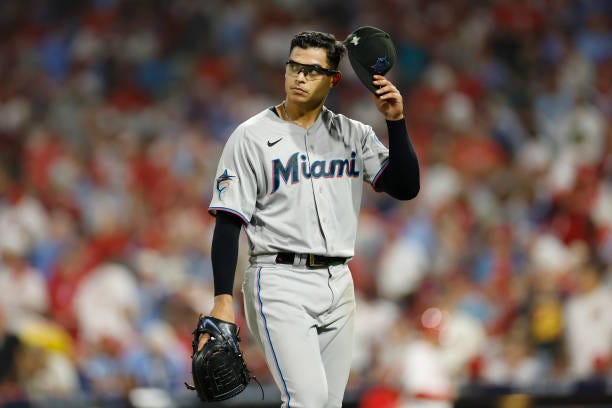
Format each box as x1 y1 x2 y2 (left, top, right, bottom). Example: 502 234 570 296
275 253 347 268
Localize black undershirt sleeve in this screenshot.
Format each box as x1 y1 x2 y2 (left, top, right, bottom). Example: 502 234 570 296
211 211 243 296
376 119 420 200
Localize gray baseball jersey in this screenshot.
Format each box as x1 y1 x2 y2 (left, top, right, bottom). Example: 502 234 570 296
208 105 389 257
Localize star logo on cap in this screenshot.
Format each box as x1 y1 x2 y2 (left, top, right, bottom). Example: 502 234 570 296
350 35 359 46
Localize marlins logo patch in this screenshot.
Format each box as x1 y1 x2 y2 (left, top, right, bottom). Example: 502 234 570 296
216 169 236 199
369 56 392 75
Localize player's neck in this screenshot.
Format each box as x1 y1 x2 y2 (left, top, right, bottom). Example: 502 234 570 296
280 100 323 129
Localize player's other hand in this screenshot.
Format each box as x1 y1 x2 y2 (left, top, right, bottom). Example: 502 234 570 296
372 75 404 121
197 294 235 351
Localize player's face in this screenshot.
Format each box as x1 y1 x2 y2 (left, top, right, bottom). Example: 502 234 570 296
284 46 338 108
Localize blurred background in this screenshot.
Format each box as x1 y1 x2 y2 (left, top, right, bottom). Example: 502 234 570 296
0 0 610 407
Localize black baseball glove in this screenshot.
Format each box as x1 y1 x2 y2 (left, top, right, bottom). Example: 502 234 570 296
185 315 255 402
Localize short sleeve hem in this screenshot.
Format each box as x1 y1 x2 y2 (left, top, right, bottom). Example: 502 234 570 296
208 207 250 225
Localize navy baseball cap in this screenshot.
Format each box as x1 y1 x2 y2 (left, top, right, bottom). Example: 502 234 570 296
344 26 397 93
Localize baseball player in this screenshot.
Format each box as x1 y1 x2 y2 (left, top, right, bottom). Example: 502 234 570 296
199 31 419 407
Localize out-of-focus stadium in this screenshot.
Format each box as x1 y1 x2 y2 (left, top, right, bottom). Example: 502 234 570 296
0 0 610 407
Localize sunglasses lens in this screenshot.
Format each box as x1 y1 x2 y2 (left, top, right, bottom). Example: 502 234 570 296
286 61 333 79
287 62 298 73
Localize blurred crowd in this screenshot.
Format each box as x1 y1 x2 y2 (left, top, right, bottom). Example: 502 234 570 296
0 0 611 406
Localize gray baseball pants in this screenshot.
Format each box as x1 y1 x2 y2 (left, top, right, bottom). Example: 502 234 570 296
242 256 355 408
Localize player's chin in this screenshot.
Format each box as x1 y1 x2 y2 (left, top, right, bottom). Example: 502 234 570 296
286 93 310 105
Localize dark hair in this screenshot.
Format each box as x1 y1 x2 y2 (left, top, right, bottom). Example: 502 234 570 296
290 31 346 70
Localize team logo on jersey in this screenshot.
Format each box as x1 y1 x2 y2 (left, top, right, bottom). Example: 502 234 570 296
271 151 360 193
370 56 391 75
216 169 236 199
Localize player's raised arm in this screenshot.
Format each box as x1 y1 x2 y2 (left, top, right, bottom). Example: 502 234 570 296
344 27 419 200
372 75 420 200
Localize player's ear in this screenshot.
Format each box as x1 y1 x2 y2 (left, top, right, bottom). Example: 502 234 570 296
330 72 342 88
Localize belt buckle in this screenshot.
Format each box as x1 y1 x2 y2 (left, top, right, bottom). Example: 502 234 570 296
307 254 325 268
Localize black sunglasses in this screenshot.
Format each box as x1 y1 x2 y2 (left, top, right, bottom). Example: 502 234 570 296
285 60 339 78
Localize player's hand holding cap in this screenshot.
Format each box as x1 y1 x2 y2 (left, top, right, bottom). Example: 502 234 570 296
344 26 397 93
